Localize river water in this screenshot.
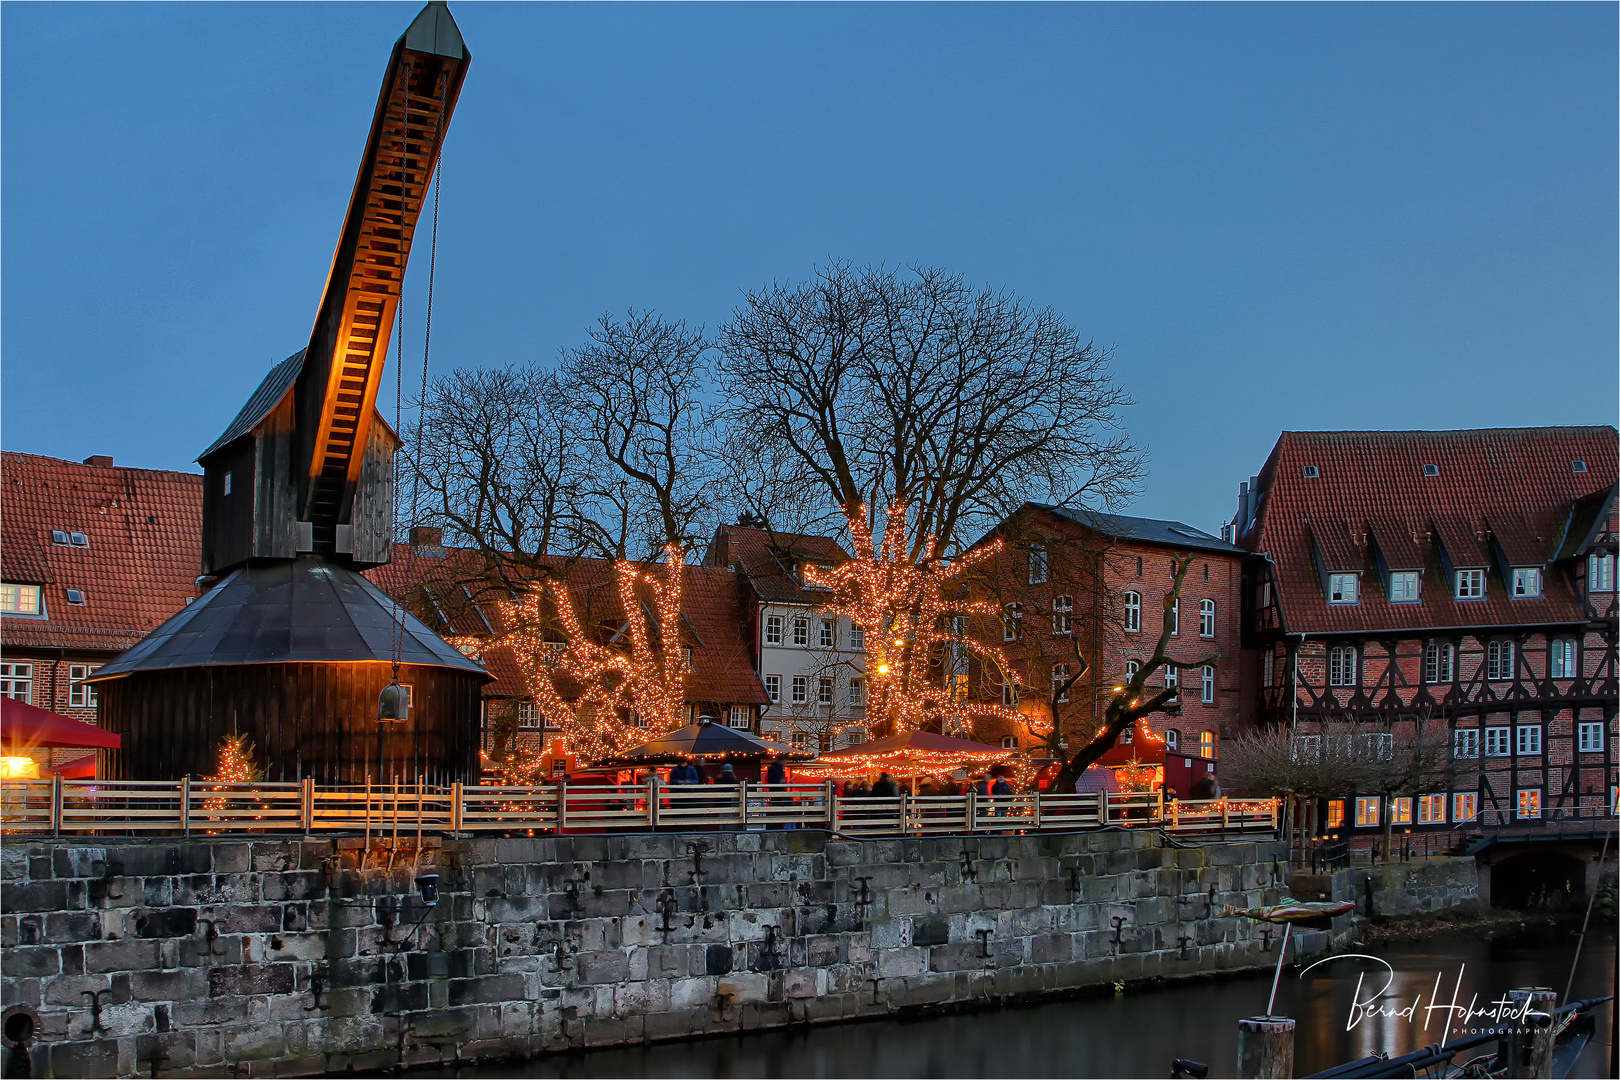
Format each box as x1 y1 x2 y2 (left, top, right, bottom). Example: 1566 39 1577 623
410 928 1615 1079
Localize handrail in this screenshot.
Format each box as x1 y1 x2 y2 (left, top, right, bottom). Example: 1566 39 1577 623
0 778 1280 840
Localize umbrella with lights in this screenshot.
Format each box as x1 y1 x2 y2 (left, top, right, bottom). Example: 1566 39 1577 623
799 730 1010 780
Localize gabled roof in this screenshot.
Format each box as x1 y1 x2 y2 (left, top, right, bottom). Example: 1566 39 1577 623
1020 504 1244 556
703 525 852 605
1 453 204 654
1244 427 1617 634
199 350 304 460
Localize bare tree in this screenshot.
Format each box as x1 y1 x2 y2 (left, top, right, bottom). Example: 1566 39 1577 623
719 263 1143 558
1361 708 1460 859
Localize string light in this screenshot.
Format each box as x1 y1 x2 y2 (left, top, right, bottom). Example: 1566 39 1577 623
202 733 262 822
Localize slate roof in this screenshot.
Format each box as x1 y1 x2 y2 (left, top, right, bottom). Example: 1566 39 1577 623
1031 505 1244 556
198 350 304 460
702 526 851 605
1243 427 1618 635
367 544 768 706
1 453 204 654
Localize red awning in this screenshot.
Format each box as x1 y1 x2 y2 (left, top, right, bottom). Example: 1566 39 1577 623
1 697 121 750
49 753 98 779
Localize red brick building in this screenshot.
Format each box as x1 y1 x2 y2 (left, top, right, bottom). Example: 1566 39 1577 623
1234 427 1617 832
0 453 203 768
966 504 1247 763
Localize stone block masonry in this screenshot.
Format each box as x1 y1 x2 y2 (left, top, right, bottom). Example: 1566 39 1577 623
4 830 1336 1077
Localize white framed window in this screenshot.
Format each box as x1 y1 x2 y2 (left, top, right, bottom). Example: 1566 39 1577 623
1364 732 1394 760
1199 730 1216 760
1124 660 1140 683
1199 599 1215 638
1200 665 1215 703
764 615 783 646
1329 645 1357 687
1417 794 1446 824
68 664 99 708
1164 664 1178 700
728 706 751 729
1389 797 1413 825
1123 592 1141 633
790 675 808 704
1051 663 1070 703
1354 796 1380 827
1388 571 1420 602
1452 792 1478 823
682 647 694 671
1487 640 1514 681
1484 726 1510 756
1516 788 1541 819
50 529 70 545
222 471 233 496
1577 722 1603 752
1164 729 1178 750
1003 603 1023 642
0 663 34 703
1028 544 1048 585
1292 734 1321 762
1455 569 1485 599
848 678 865 707
1169 599 1179 635
1000 735 1018 750
1550 638 1578 679
764 674 781 704
1052 595 1073 635
792 617 809 646
850 624 865 649
1001 677 1018 706
1511 567 1542 598
1453 728 1478 759
790 732 808 751
1516 725 1541 756
1327 800 1345 829
0 583 43 616
515 700 543 729
819 619 835 648
1424 641 1454 684
817 676 834 705
1328 573 1359 604
1589 553 1616 592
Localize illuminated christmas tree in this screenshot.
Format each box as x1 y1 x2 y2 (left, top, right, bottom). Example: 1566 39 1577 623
202 732 263 820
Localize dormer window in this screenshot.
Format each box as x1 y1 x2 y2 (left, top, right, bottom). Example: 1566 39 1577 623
1422 464 1440 477
1328 573 1359 604
1455 569 1486 600
0 583 44 616
1302 465 1320 479
1510 567 1542 598
1387 571 1420 602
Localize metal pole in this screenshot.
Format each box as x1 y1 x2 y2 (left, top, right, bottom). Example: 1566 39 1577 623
1265 922 1292 1015
825 779 836 831
648 774 660 830
738 779 748 828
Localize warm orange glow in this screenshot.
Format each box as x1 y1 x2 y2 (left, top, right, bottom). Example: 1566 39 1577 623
0 756 40 780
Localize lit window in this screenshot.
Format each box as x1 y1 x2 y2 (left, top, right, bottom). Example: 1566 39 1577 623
848 678 865 707
68 664 99 708
1511 567 1542 598
1200 665 1215 704
764 615 783 645
1388 571 1420 602
1328 646 1357 687
1516 725 1541 756
1051 663 1069 703
947 673 968 701
1577 722 1603 752
1516 789 1541 819
1424 642 1454 684
850 624 865 649
1484 727 1510 756
818 676 834 705
1199 730 1216 760
1052 595 1073 635
1487 640 1514 681
1123 592 1141 633
1550 638 1578 679
1328 574 1359 604
1169 599 1179 635
1028 545 1048 585
819 619 835 648
65 588 86 606
0 663 34 703
1001 735 1018 750
1453 729 1478 759
791 676 808 704
1199 599 1215 638
1003 603 1022 642
0 583 43 615
1417 794 1446 824
1165 729 1179 751
728 706 751 729
790 732 807 751
1455 569 1485 599
1389 797 1413 825
1354 796 1380 827
1326 800 1345 829
1451 792 1478 823
1589 553 1616 592
764 674 781 704
792 617 809 646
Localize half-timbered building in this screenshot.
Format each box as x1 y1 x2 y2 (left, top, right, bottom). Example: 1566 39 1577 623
1233 427 1617 834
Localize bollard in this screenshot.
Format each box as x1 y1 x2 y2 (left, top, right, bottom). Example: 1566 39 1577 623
1236 1016 1294 1079
1504 988 1557 1078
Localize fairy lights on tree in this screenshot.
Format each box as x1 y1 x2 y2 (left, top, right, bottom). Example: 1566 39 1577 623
202 732 262 820
805 502 1027 739
456 545 690 763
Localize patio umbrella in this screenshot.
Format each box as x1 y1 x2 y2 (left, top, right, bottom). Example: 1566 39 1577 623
1 697 120 751
601 719 804 765
803 730 1009 780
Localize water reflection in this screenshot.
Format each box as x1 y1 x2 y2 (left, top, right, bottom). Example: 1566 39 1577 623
408 933 1614 1079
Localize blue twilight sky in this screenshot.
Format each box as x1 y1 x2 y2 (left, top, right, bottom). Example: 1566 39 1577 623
3 2 1615 535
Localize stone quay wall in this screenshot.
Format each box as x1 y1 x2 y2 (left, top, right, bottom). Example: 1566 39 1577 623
1290 857 1482 921
4 828 1341 1078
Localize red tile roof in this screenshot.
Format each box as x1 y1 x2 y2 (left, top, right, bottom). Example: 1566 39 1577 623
2 453 203 654
367 544 767 707
1244 427 1617 635
703 525 850 604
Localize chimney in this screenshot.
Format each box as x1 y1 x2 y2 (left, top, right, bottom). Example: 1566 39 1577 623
409 526 445 557
83 455 114 468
